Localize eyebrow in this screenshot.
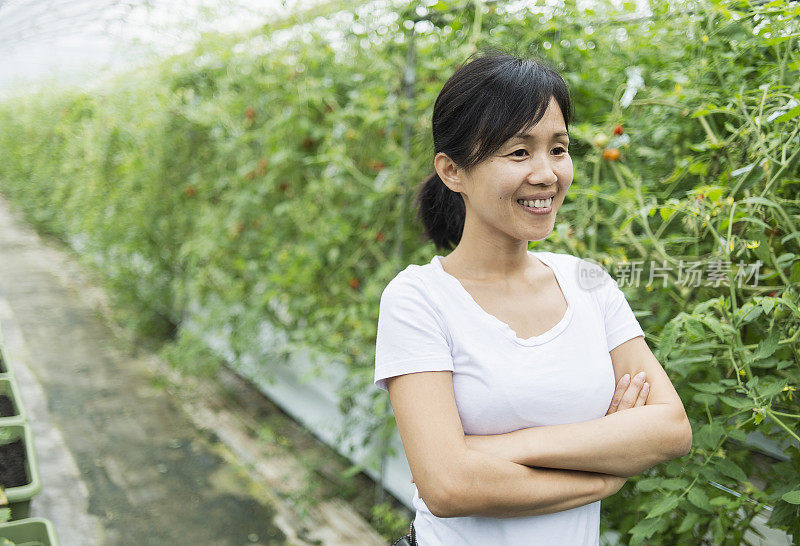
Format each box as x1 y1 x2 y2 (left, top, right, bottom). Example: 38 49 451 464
512 130 570 141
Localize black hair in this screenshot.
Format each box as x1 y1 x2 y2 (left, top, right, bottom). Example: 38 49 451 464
414 49 573 252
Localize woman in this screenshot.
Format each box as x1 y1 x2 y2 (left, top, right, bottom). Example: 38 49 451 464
375 51 692 546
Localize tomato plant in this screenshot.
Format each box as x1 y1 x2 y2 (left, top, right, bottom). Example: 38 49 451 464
0 0 798 543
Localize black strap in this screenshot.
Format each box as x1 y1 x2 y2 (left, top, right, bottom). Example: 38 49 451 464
390 521 417 546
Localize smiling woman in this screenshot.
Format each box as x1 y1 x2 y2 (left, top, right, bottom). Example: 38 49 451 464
376 49 691 546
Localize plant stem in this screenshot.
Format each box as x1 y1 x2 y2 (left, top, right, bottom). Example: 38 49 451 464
765 410 800 444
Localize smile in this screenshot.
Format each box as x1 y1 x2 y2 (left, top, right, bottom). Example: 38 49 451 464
517 197 553 215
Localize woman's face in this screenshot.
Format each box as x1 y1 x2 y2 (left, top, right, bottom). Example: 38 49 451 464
458 95 573 243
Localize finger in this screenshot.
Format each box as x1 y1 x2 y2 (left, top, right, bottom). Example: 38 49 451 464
606 374 630 414
608 374 630 413
620 372 646 409
634 382 650 407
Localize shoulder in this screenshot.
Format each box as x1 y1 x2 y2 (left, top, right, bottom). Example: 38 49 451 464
376 264 453 347
536 249 597 267
535 250 604 278
536 250 615 296
536 250 581 266
380 263 442 307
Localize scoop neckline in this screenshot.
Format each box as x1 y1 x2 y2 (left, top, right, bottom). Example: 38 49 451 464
431 250 574 347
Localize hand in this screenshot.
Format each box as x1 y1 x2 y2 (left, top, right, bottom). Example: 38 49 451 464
606 372 649 415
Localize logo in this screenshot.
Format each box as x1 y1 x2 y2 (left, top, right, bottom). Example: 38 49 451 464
575 257 612 291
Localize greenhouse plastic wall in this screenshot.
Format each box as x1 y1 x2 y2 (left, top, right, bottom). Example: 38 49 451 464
181 297 417 510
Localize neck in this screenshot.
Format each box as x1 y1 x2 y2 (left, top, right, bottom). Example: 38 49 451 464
441 240 534 282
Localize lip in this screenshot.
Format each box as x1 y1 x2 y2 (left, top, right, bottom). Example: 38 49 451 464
518 201 552 215
516 193 556 201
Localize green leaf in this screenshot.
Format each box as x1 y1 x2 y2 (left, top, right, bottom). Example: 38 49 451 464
736 303 763 324
693 392 718 405
629 516 662 540
773 103 800 122
720 395 752 409
647 495 680 518
690 381 727 394
781 490 800 504
688 487 714 512
710 495 731 506
657 317 684 358
685 317 705 339
662 478 691 490
699 315 733 340
756 378 789 398
712 517 725 543
636 477 663 492
781 231 800 245
660 206 677 221
752 330 780 361
740 196 779 208
728 428 746 442
695 423 725 450
715 458 748 482
676 510 700 533
768 498 800 527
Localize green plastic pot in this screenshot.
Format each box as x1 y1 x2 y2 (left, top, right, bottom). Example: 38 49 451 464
0 425 40 520
0 517 59 546
0 378 25 424
0 344 9 376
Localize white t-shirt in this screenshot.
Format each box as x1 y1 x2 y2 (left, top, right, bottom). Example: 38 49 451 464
374 250 645 546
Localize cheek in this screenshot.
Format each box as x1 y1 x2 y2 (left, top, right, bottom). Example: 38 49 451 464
558 163 574 187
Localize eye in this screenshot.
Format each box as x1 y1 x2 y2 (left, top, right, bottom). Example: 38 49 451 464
509 146 569 158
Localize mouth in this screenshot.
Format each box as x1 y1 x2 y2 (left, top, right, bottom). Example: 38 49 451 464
517 197 553 215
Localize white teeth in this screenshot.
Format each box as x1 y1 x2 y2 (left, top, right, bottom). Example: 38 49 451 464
517 197 552 208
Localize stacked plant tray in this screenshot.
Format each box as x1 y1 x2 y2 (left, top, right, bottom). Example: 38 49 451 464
0 338 58 545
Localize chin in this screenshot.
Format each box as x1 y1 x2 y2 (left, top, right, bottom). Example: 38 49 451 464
526 226 554 241
528 233 553 242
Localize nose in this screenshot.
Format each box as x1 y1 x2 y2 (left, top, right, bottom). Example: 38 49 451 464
525 152 558 186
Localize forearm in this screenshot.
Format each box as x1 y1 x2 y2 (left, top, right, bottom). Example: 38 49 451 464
465 405 691 478
437 448 618 519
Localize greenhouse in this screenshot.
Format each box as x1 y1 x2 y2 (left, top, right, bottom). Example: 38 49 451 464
0 0 798 544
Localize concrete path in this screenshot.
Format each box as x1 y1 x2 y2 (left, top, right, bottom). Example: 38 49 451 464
0 194 387 546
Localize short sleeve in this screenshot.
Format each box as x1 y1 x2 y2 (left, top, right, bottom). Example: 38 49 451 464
594 265 645 352
374 271 454 392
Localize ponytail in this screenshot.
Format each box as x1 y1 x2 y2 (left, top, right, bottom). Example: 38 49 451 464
414 170 465 253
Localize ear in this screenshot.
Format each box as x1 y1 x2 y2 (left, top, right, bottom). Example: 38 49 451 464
434 152 465 194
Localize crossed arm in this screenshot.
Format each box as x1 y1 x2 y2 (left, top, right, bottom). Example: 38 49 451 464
463 336 693 478
397 335 693 518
